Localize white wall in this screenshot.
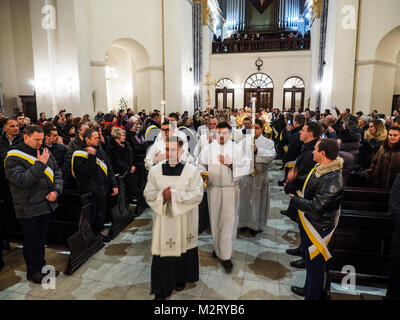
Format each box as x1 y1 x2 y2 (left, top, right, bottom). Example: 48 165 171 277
209 51 312 109
0 0 34 115
164 0 194 114
106 46 133 111
353 0 400 115
321 0 359 111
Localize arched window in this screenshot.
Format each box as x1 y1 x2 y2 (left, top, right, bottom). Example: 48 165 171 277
244 73 274 110
283 77 305 111
216 78 234 89
215 78 235 109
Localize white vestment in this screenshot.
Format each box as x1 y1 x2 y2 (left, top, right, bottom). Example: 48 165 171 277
237 135 276 231
196 140 251 260
154 128 188 145
144 138 193 170
144 163 204 257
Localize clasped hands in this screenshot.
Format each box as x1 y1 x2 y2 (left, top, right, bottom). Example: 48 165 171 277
162 187 172 201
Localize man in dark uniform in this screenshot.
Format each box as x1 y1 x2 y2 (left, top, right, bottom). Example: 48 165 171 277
71 129 118 242
289 139 344 300
283 122 321 271
43 126 68 173
5 125 63 283
0 118 22 268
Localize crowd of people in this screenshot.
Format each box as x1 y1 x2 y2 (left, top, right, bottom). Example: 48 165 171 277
0 103 399 300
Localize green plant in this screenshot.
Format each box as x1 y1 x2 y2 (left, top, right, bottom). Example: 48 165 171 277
118 97 128 111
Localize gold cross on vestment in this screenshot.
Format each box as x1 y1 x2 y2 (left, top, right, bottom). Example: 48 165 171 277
187 234 194 243
166 238 176 248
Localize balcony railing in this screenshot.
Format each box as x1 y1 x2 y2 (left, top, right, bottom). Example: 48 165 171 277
212 38 311 54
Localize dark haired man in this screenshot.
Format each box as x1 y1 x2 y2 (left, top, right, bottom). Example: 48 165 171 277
283 122 322 269
5 125 63 284
0 118 22 265
143 112 162 148
144 137 204 300
72 129 118 242
280 114 305 185
38 113 47 127
43 127 68 173
16 112 26 133
289 138 344 300
153 113 188 147
63 122 90 188
196 122 251 273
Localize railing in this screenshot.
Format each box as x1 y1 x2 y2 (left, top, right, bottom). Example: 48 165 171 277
212 38 311 54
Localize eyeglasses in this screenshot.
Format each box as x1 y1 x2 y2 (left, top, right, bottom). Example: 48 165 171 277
162 129 170 132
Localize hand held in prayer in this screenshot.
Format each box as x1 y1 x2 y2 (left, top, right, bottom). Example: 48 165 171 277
46 191 58 202
289 193 295 198
253 145 258 152
37 149 50 165
162 187 172 201
86 147 97 155
208 135 213 143
111 187 119 197
130 165 136 174
218 154 232 167
155 152 166 163
287 168 298 182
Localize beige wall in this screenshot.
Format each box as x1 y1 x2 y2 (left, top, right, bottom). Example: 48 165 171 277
0 0 34 115
353 0 400 114
209 51 312 109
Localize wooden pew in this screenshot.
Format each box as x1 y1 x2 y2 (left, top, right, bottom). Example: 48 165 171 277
106 175 136 239
4 190 104 275
328 187 394 288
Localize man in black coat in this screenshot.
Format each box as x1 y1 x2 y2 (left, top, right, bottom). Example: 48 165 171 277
0 118 22 267
283 122 322 270
5 125 63 284
289 139 344 300
126 121 148 216
387 174 400 298
63 122 89 188
72 129 118 242
43 127 68 174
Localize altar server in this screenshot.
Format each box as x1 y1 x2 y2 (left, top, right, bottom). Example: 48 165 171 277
144 137 204 300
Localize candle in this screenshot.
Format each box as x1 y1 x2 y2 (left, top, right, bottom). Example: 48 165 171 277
160 100 166 121
251 97 257 128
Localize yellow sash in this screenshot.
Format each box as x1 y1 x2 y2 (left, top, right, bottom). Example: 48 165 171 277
297 167 340 261
5 150 54 183
71 151 108 178
145 125 158 139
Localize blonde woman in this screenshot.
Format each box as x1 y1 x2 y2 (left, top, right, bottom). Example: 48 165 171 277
107 127 135 176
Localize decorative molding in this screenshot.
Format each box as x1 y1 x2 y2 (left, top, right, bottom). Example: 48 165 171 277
136 65 164 73
356 59 400 69
90 61 107 67
312 0 323 19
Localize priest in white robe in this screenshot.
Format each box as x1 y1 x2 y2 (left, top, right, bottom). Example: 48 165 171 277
196 122 251 273
238 119 276 236
145 120 193 170
144 137 204 300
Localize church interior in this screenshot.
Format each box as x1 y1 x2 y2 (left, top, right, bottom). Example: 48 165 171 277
0 0 400 302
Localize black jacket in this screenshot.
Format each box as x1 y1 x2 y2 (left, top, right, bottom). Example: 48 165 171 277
43 143 68 175
0 132 22 188
284 138 319 194
291 158 344 233
4 143 63 219
63 135 86 188
106 139 133 176
283 126 304 164
126 131 147 165
73 144 118 197
389 174 400 258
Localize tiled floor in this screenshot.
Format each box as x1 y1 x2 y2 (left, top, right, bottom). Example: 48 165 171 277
0 161 357 300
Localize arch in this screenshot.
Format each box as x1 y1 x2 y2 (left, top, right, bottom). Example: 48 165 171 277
107 38 150 68
216 78 235 89
283 77 305 89
105 38 151 112
375 26 400 64
245 73 274 89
